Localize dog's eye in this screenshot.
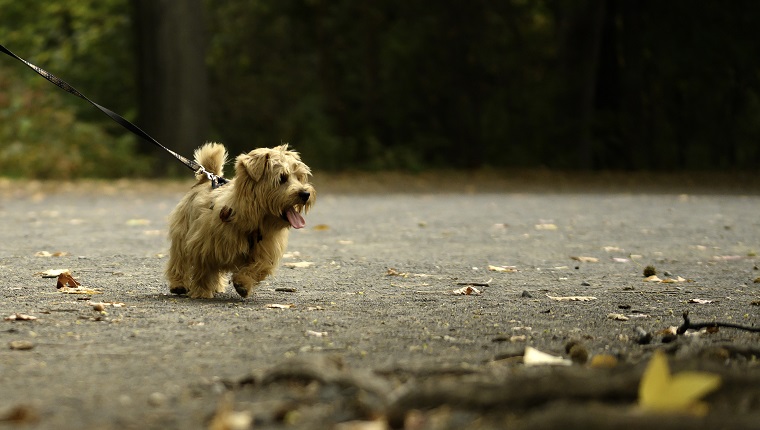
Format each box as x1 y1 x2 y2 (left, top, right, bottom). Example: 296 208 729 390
279 173 289 184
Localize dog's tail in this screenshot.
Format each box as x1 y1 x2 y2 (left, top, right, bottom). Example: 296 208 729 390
193 142 228 182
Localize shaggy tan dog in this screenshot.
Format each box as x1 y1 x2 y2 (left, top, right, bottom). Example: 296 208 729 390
165 143 315 298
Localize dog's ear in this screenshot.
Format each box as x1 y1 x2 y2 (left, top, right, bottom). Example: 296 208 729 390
236 152 270 182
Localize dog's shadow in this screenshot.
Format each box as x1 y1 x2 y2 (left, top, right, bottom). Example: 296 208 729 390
145 290 291 306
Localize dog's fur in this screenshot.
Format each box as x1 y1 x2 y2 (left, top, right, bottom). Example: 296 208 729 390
165 143 315 298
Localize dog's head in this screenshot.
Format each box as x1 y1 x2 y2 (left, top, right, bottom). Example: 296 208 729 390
235 144 315 229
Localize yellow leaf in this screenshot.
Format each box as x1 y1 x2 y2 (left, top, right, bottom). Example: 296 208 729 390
639 350 721 415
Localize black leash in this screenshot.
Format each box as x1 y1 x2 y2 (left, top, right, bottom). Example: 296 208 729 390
0 43 227 187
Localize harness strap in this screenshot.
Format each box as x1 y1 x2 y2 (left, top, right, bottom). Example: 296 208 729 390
0 43 227 187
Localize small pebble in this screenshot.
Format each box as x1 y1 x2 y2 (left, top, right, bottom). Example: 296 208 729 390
568 344 589 364
589 354 618 368
9 340 34 350
147 392 167 407
581 281 591 287
92 303 105 312
520 290 533 298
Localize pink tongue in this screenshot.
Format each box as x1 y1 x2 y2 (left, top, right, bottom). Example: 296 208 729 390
286 208 306 229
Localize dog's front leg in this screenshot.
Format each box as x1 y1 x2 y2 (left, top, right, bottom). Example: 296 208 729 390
231 264 272 298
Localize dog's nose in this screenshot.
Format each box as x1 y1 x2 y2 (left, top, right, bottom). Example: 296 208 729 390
298 190 311 203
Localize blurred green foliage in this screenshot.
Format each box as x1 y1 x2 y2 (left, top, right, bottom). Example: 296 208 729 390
0 0 758 178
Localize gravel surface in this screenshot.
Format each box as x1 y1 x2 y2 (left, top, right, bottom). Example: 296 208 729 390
0 175 759 429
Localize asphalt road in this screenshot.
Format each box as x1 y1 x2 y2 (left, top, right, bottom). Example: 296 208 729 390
0 176 759 429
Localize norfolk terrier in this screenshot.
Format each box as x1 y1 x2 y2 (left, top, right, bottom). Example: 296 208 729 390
165 143 315 298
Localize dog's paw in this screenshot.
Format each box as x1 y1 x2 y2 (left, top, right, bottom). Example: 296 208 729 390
169 286 188 295
233 283 251 298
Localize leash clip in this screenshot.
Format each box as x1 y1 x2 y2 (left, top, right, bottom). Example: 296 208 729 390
196 166 228 189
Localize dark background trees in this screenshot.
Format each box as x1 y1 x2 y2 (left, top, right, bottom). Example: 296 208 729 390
1 0 758 178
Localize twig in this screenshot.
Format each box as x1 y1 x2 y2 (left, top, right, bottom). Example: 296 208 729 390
677 310 760 335
456 278 493 287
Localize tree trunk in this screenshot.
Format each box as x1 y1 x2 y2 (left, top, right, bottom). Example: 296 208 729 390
555 0 606 169
133 0 208 175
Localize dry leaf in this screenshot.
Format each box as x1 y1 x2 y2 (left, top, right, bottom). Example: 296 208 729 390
59 286 102 295
386 267 408 277
313 224 330 231
56 272 81 289
488 265 518 273
37 269 71 278
265 303 295 309
612 257 630 263
607 313 630 321
688 298 715 304
305 330 328 337
4 313 37 321
546 294 597 302
534 223 558 230
34 250 68 257
208 393 253 430
452 286 481 295
603 246 625 252
639 350 721 416
571 256 599 263
125 219 151 226
523 346 572 366
711 255 741 261
283 261 314 268
8 340 34 351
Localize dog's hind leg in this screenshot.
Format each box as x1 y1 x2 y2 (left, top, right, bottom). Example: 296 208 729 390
187 271 227 299
165 245 189 295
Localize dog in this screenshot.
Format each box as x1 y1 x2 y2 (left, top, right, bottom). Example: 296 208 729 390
165 142 315 299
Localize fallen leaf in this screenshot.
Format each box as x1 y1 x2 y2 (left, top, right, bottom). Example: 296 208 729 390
546 294 597 302
452 286 481 295
711 255 742 261
37 269 71 278
571 256 599 263
534 223 558 231
603 246 625 252
688 298 715 304
89 301 125 308
333 419 388 430
59 286 102 295
607 313 630 321
488 265 518 273
386 267 408 277
283 261 314 268
125 219 151 226
313 224 330 231
0 404 38 424
265 303 295 309
208 393 253 430
56 272 81 289
523 346 572 366
644 275 687 283
639 350 721 415
8 340 34 350
34 250 68 257
4 313 37 321
305 330 328 337
612 257 630 263
589 354 619 368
